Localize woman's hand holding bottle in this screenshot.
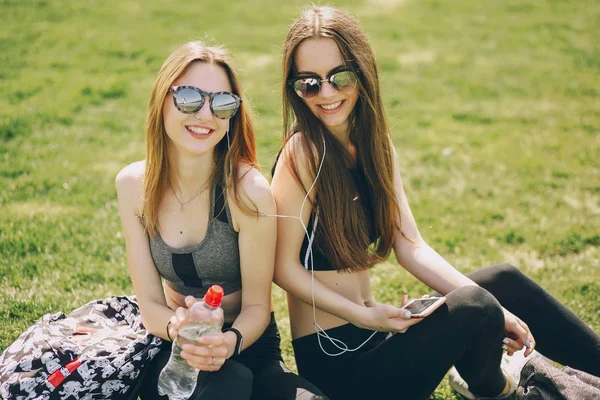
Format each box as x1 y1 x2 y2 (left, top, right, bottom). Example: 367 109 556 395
169 294 228 371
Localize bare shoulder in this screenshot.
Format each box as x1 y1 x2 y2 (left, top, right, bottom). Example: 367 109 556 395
115 161 145 209
280 131 317 165
116 161 145 188
236 163 274 212
275 131 317 185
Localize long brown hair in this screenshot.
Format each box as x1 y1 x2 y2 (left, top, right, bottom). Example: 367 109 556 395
143 41 258 237
279 6 400 271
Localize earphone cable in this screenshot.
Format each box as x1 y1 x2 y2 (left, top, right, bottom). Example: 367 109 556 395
261 135 377 356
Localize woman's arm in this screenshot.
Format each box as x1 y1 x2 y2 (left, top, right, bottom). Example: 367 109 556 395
221 166 277 357
390 146 535 354
390 146 478 294
272 138 417 332
115 161 174 340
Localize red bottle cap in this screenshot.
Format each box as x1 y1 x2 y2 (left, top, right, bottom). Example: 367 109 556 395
203 285 224 308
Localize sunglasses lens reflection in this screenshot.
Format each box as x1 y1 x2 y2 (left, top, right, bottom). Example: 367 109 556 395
212 93 240 119
174 88 204 113
331 71 357 91
293 78 320 98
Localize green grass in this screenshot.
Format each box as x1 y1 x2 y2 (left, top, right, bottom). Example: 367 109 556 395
1 0 599 398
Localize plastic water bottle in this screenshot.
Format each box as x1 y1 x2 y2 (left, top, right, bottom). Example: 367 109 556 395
157 285 225 400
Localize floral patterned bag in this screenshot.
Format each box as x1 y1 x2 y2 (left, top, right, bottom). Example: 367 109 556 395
0 296 163 399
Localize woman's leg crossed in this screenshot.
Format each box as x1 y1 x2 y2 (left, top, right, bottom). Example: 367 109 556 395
336 286 506 399
469 263 600 376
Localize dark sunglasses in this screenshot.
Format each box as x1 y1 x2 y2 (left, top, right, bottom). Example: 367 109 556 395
169 85 242 119
288 70 358 99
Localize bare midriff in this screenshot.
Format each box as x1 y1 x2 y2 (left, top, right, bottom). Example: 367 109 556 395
288 268 372 339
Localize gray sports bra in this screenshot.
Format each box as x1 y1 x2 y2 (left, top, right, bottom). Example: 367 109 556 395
148 183 241 297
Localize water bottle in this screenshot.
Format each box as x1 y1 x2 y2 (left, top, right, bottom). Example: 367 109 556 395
157 285 225 400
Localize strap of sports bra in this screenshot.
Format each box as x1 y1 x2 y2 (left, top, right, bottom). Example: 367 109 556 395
213 183 229 223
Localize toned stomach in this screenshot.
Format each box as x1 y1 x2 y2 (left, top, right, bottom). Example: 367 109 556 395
288 269 372 339
164 283 242 323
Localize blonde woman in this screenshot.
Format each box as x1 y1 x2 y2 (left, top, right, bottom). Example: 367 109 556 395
117 41 327 400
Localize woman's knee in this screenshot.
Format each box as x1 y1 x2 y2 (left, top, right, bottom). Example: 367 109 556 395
470 263 537 304
486 263 536 292
448 286 504 330
229 360 254 380
492 263 524 282
222 360 254 390
195 360 253 399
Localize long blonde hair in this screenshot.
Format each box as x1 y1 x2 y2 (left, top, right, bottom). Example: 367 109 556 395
278 7 400 271
143 41 258 237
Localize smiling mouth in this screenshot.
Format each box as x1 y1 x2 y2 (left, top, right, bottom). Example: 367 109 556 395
186 126 213 135
319 100 343 111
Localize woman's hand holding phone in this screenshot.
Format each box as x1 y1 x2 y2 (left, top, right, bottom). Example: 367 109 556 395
354 296 423 333
401 296 447 318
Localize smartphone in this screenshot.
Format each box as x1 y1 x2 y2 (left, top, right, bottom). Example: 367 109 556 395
401 297 446 318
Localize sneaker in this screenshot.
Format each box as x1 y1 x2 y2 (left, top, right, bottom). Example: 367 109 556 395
447 350 541 399
501 349 545 385
448 367 517 399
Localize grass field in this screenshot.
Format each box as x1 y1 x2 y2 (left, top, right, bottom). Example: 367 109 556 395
1 0 599 398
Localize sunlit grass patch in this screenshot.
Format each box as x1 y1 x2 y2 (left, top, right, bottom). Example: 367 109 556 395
4 201 80 219
1 0 599 398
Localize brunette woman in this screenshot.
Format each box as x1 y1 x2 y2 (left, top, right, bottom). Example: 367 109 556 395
270 7 600 400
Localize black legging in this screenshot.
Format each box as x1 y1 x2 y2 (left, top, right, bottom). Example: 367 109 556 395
470 264 600 377
138 351 254 400
139 314 328 400
292 264 600 400
138 348 328 400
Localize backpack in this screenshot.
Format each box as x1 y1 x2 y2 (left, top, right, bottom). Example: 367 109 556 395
0 296 163 399
517 357 600 400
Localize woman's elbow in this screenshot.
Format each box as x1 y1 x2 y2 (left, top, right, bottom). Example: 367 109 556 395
272 268 287 289
273 263 296 292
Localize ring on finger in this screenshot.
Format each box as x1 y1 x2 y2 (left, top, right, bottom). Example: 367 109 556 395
211 357 216 365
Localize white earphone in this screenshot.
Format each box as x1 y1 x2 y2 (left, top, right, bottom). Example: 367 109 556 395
261 136 377 356
226 121 231 149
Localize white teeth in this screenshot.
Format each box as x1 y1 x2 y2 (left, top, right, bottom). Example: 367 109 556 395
320 101 342 110
187 126 211 135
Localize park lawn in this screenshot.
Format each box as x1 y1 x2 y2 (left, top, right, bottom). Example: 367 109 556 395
1 0 598 398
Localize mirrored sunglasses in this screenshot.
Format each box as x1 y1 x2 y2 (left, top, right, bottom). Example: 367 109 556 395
288 70 358 99
169 85 242 119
